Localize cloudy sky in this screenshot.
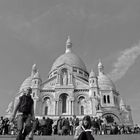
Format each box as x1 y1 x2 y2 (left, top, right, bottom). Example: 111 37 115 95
0 0 140 124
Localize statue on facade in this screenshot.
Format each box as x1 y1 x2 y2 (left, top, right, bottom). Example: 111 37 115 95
63 72 68 85
95 96 101 111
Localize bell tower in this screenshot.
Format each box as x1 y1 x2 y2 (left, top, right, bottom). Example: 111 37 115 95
89 69 99 97
31 64 42 115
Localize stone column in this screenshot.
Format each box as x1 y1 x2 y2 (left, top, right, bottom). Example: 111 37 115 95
70 73 72 84
33 96 39 115
67 98 71 115
55 100 59 115
71 101 73 115
71 98 74 115
55 101 57 115
69 100 71 115
34 99 37 115
58 100 62 115
90 97 93 115
57 100 58 115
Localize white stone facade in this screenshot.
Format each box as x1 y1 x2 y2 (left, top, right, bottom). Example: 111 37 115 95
10 37 133 126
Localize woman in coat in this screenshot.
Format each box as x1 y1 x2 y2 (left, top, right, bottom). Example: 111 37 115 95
74 115 94 140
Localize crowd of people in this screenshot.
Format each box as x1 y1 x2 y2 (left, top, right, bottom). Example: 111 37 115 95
0 87 140 140
0 115 140 136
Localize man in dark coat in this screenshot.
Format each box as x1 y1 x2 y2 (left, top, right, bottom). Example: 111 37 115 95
10 87 35 140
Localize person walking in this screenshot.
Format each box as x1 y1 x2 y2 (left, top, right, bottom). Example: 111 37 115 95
10 87 35 140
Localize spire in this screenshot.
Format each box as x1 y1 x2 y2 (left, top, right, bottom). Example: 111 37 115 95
31 64 37 76
89 69 96 78
98 59 104 74
120 98 125 107
120 98 126 111
34 70 41 79
65 36 72 53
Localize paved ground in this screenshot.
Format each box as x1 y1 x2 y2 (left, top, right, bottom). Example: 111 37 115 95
0 135 140 140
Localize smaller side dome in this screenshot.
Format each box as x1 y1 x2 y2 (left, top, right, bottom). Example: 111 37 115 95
19 64 38 92
98 73 116 90
97 60 116 90
19 76 32 92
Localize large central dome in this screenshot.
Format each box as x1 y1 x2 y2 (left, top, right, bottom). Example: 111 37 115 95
51 52 87 71
50 37 87 72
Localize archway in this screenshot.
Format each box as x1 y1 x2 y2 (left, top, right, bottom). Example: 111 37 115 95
45 106 48 115
78 96 86 115
59 93 68 114
102 113 121 124
43 97 51 115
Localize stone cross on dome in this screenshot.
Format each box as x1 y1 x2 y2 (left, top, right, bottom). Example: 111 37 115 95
65 36 72 53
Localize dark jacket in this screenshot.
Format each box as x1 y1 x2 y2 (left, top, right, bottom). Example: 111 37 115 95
77 131 94 140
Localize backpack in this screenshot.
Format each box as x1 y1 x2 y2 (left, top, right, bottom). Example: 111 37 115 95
18 94 33 115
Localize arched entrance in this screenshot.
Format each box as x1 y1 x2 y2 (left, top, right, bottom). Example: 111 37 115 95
78 96 86 115
59 93 68 115
102 113 121 124
43 97 51 115
45 106 48 115
81 105 84 115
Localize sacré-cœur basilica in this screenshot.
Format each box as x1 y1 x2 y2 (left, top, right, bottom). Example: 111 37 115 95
7 37 133 126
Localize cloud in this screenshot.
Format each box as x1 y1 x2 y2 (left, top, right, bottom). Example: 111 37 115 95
108 42 140 82
0 4 88 47
2 1 139 48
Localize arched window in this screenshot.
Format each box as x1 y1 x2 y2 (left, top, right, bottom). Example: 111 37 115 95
103 95 106 104
45 106 48 115
78 96 85 115
62 95 67 113
43 97 51 115
81 106 84 115
59 93 68 114
107 95 110 103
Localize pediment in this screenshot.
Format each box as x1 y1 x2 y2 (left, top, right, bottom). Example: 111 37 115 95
74 77 89 89
41 77 57 90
